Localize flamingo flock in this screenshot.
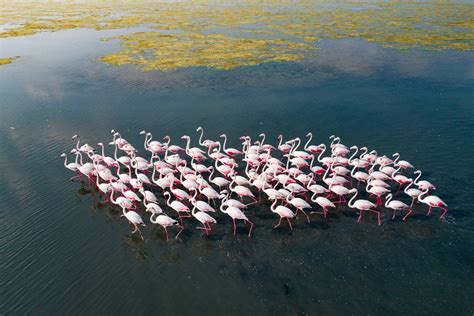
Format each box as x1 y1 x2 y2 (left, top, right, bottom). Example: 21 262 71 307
61 128 448 240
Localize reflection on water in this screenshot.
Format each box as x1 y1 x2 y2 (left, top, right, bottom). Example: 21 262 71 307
1 26 474 315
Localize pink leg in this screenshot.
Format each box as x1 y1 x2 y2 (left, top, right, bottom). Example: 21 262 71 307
357 211 362 223
300 209 311 224
439 207 448 219
233 219 237 238
175 225 184 239
403 208 412 221
274 217 283 229
247 220 254 238
392 209 397 220
164 227 169 241
427 206 432 216
286 218 293 230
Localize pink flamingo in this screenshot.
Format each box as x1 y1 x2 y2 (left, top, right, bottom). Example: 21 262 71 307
219 203 253 238
418 189 448 219
270 199 296 230
385 193 412 221
220 134 243 156
348 189 380 225
310 193 335 219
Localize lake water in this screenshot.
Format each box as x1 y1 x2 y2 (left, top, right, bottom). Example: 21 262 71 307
1 28 473 315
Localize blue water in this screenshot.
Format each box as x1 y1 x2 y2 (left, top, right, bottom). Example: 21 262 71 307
1 29 473 315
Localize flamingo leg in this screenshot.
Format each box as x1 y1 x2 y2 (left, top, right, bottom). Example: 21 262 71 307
274 217 283 229
439 207 448 219
286 218 293 230
233 218 237 238
247 220 254 238
392 209 397 220
403 208 412 221
427 206 432 216
357 210 363 223
175 225 184 239
300 209 311 224
164 226 169 241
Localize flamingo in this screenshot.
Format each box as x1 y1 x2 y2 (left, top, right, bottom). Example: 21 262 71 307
347 189 380 225
121 207 145 239
163 191 191 223
191 202 217 236
220 134 243 156
414 170 436 191
404 179 422 207
150 212 183 241
270 199 295 230
219 204 253 238
393 153 414 169
286 189 311 223
310 193 335 219
418 189 448 219
196 126 218 149
385 194 412 221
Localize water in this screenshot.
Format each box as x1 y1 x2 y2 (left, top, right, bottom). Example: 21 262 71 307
1 29 474 315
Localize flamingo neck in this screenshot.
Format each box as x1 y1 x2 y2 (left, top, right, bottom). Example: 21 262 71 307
414 171 422 185
304 133 312 151
384 194 392 208
317 145 326 162
349 146 358 163
348 190 358 208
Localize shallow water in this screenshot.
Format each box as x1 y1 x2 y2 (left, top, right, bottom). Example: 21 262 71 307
1 28 474 315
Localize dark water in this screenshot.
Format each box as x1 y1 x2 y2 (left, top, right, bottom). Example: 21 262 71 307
1 29 474 315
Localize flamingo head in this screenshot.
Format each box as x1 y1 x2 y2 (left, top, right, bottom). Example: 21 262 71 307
111 129 115 133
350 145 357 150
108 141 114 145
196 126 202 132
180 135 189 139
392 152 400 157
414 170 421 174
97 142 103 146
349 188 357 193
360 146 367 151
259 133 265 137
72 134 77 139
139 130 146 135
220 134 226 138
329 135 335 139
60 153 66 157
306 132 311 137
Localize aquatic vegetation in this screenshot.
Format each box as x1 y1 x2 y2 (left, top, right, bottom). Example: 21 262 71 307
0 56 19 66
0 1 472 71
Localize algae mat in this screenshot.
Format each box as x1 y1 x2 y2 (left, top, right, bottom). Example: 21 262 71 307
0 1 473 71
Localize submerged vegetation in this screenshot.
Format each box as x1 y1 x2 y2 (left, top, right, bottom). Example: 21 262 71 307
0 1 473 70
0 56 19 65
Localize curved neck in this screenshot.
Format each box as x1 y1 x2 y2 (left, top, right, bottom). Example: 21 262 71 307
348 190 358 208
414 171 422 185
304 133 312 150
99 143 105 157
359 147 368 159
165 193 172 206
143 133 149 149
418 189 429 202
113 142 118 160
62 155 68 167
270 199 277 212
393 153 400 164
221 135 228 151
404 180 413 193
198 128 204 146
384 194 392 207
391 166 402 178
317 145 326 162
185 137 191 153
277 135 283 148
75 136 81 150
349 146 358 163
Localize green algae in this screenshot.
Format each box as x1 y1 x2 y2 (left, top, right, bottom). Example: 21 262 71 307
0 1 472 71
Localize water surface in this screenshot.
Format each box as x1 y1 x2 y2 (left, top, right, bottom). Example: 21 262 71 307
1 28 474 315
